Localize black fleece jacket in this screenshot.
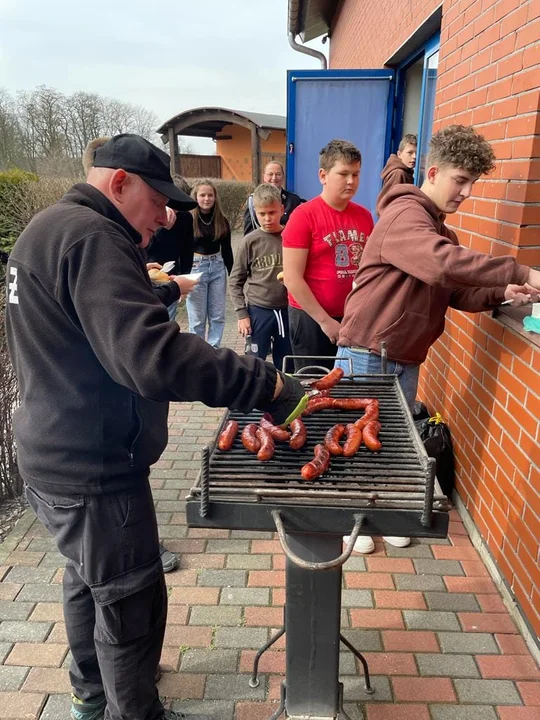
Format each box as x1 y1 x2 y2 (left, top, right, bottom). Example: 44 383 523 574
6 183 278 495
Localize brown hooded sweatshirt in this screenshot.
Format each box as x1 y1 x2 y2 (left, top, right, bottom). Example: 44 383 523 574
375 154 414 216
339 185 529 365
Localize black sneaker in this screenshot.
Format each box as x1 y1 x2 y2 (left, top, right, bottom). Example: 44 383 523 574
159 544 179 573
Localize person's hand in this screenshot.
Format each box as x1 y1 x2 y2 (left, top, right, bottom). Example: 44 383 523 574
526 269 540 291
504 283 540 306
238 318 251 336
319 317 341 343
146 262 163 271
265 373 308 426
170 275 199 296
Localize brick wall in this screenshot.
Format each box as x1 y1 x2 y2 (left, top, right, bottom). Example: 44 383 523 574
330 0 540 636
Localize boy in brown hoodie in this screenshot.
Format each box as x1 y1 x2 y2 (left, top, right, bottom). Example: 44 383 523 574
337 124 540 553
375 134 417 216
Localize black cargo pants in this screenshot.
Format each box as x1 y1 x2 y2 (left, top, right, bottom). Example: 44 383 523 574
26 479 167 720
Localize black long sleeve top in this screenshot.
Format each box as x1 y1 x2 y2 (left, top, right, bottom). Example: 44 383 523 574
193 213 233 274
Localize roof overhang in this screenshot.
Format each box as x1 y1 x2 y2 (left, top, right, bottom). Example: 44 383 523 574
157 107 286 141
288 0 339 42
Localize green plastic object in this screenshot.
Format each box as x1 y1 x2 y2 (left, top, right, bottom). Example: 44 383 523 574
523 315 540 333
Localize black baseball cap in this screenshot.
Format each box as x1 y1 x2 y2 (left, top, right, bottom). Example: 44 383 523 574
93 133 197 210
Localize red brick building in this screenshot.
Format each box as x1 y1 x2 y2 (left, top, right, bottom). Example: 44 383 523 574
289 0 539 640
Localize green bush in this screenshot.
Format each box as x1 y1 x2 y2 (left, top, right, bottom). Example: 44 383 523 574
0 169 39 254
186 178 253 232
0 174 75 255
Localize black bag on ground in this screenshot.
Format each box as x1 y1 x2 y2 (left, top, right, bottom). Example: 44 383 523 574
414 412 455 498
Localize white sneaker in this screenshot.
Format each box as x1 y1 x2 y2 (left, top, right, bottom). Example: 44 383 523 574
344 535 375 554
382 536 411 548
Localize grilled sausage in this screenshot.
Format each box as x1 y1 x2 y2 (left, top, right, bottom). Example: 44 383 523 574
354 401 380 430
260 413 291 442
343 423 363 457
241 423 261 453
289 418 307 450
363 420 382 452
301 444 331 481
303 396 335 416
217 420 239 451
256 426 275 461
311 367 344 390
332 398 374 411
324 423 346 455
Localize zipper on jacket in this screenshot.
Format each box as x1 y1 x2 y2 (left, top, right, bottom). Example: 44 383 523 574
128 395 143 467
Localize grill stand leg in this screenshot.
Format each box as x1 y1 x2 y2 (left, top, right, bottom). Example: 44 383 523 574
249 619 286 688
340 634 374 694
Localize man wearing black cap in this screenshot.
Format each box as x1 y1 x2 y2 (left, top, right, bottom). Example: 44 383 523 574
6 134 308 720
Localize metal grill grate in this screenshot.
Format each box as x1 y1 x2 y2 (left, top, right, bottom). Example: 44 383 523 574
187 377 450 528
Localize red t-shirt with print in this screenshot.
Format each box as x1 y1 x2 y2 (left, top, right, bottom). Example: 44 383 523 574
282 195 374 317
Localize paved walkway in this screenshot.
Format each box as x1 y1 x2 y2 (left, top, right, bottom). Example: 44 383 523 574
0 300 538 720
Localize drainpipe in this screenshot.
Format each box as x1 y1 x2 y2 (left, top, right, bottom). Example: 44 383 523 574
288 32 328 69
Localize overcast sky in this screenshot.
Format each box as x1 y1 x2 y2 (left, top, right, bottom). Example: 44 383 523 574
0 0 327 153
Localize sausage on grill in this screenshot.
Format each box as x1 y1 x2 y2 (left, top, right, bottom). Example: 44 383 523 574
332 397 374 411
217 420 239 451
303 396 335 416
310 366 344 390
301 444 331 481
289 418 307 450
241 423 261 453
260 414 291 442
343 423 363 457
363 420 382 452
354 401 380 430
256 426 275 461
324 423 346 455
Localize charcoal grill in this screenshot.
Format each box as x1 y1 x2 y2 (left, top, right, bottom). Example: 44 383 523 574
186 371 450 719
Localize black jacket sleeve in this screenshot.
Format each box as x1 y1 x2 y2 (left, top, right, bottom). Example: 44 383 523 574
243 200 255 236
220 222 234 275
59 231 278 411
176 212 194 274
152 280 180 307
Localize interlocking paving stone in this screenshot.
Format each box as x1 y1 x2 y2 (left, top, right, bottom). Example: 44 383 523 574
197 569 247 587
394 574 446 591
3 567 56 584
341 590 374 608
180 648 239 674
213 627 268 648
0 665 30 691
16 584 63 603
385 544 434 558
0 621 52 643
416 652 480 677
425 592 481 612
28 539 58 552
36 553 65 568
413 559 464 575
205 673 266 700
226 554 272 570
156 525 188 539
6 642 68 668
0 600 35 621
220 588 270 606
230 531 274 540
0 691 47 719
188 606 242 626
38 693 71 719
171 700 235 720
455 679 522 704
437 632 499 654
404 610 460 631
342 674 392 701
342 557 368 571
206 540 251 554
0 642 13 662
430 706 498 720
341 629 383 652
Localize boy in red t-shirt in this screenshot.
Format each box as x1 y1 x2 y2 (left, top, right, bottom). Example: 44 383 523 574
282 139 374 370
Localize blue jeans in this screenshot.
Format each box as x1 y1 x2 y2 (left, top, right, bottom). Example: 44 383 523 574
186 254 227 348
167 301 178 321
335 346 420 411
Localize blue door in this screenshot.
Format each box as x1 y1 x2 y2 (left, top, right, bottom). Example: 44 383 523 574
286 69 395 218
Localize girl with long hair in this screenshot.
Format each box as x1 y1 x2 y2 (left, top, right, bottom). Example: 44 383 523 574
186 179 233 347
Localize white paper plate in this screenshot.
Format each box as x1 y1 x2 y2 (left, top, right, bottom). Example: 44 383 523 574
179 272 203 281
160 261 176 273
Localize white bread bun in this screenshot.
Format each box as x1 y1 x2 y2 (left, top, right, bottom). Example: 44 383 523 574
148 268 170 283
